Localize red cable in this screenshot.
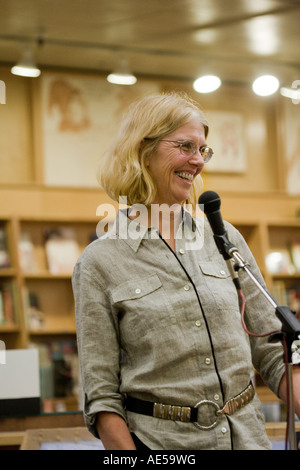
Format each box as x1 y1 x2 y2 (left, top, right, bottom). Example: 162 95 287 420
238 288 281 338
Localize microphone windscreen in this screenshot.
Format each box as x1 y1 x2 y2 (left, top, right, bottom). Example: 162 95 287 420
198 191 221 214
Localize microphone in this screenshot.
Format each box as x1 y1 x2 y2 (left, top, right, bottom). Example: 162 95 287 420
198 191 241 289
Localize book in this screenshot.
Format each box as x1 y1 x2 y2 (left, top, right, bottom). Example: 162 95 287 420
0 290 5 324
24 291 45 330
271 283 300 322
261 402 283 422
265 250 294 274
271 280 288 306
0 282 17 324
0 226 10 268
290 241 300 272
18 232 37 272
30 340 79 405
44 228 80 275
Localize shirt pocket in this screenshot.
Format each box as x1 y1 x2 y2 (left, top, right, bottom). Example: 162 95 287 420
199 261 239 310
111 274 177 340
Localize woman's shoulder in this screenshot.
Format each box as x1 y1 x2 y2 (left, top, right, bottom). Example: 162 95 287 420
79 232 117 261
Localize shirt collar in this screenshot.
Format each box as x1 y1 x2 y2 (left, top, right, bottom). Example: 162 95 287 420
111 208 155 252
111 206 201 253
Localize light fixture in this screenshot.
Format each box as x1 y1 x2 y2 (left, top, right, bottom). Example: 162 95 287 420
193 75 221 93
280 86 300 104
107 58 137 85
252 75 279 96
11 48 41 78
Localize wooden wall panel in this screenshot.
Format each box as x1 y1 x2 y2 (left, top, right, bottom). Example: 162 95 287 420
0 66 298 198
0 68 34 184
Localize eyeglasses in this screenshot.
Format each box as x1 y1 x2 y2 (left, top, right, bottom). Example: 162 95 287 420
160 140 213 163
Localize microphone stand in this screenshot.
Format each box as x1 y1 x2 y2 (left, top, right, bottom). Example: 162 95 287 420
214 233 300 450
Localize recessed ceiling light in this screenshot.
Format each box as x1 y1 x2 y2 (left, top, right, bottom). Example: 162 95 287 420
193 75 221 93
107 72 137 85
252 75 279 96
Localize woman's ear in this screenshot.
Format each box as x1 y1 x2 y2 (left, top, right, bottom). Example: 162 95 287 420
144 151 150 167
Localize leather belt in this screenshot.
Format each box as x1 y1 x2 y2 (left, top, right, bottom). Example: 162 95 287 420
125 383 255 430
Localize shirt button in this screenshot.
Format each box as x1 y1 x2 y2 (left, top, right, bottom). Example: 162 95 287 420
195 320 201 327
221 427 227 434
214 394 220 401
205 357 211 365
220 270 226 276
183 284 190 291
135 288 141 294
179 248 185 255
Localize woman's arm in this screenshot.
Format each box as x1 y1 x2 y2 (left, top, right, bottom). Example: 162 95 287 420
96 411 137 450
278 366 300 419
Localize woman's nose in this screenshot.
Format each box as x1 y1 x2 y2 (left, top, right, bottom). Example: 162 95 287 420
188 149 205 167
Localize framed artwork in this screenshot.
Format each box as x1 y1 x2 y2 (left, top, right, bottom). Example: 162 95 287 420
40 72 160 187
204 110 247 173
281 99 300 195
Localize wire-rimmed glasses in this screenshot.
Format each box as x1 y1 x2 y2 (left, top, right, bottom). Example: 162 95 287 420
160 140 213 163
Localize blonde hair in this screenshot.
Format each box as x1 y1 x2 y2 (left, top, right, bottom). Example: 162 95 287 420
98 91 209 209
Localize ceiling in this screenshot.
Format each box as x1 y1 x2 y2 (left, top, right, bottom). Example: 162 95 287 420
0 0 300 88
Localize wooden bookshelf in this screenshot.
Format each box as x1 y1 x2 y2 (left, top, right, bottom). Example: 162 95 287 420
0 212 99 411
0 218 21 349
0 186 299 412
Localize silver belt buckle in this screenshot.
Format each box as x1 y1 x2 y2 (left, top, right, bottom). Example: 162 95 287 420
194 399 220 430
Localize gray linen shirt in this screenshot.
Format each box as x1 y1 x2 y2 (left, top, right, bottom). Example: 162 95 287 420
72 208 285 450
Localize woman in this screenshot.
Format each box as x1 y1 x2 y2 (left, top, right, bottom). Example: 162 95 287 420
72 91 299 450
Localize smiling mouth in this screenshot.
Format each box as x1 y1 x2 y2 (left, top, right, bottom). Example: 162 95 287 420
175 171 194 182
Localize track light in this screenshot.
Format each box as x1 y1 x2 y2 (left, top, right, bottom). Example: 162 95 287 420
107 72 137 85
11 48 41 77
107 58 137 85
252 75 279 96
193 75 221 93
280 86 300 104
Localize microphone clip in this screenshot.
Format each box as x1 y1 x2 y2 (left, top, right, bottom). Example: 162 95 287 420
213 232 238 261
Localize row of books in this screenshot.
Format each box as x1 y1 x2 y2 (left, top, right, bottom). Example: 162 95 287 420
19 227 81 274
29 340 81 408
260 402 300 424
271 281 300 320
1 223 83 275
271 281 300 364
0 282 17 325
24 290 45 331
5 224 300 277
265 241 300 275
0 226 10 268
